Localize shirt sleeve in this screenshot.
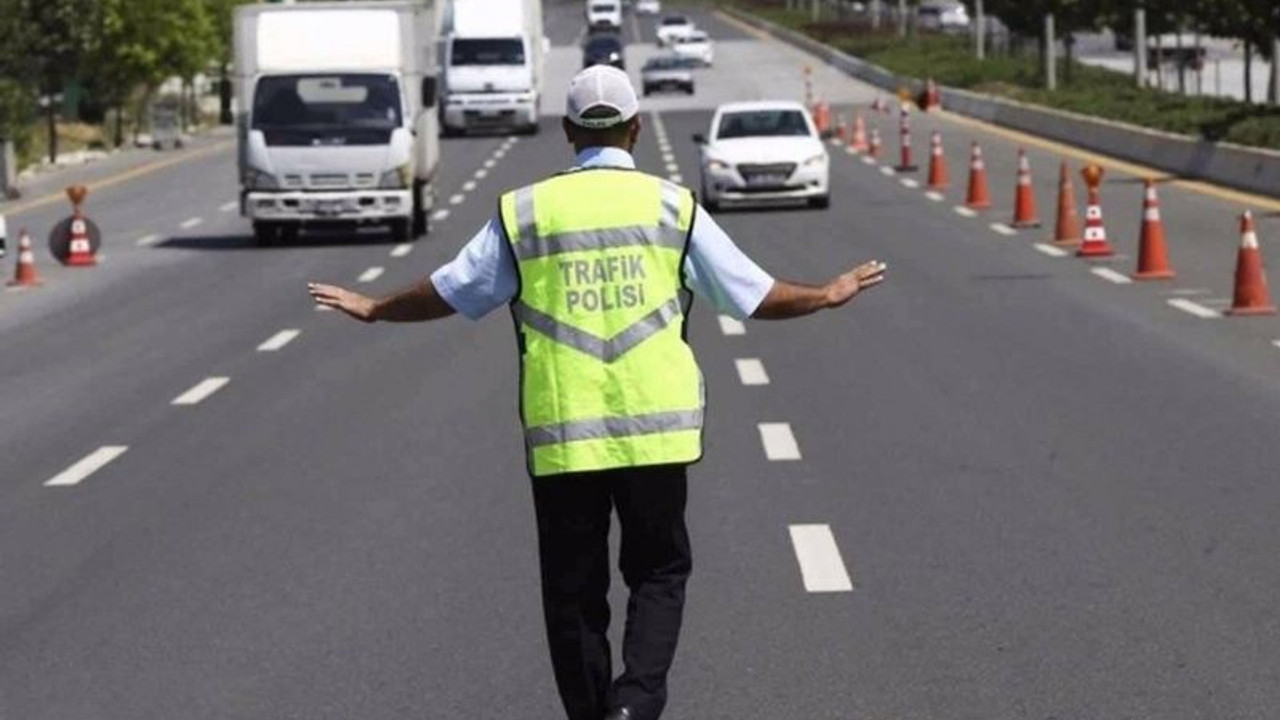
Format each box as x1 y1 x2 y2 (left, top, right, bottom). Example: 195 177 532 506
429 216 518 320
682 205 775 320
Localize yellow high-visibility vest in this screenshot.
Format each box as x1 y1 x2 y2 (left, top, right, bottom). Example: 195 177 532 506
499 168 704 476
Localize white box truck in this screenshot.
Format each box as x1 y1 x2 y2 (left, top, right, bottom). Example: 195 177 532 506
234 1 440 245
439 0 546 135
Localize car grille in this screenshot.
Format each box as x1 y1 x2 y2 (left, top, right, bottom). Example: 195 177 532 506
737 162 797 184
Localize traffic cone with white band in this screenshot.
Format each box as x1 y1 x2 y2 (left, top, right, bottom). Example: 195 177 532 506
849 113 869 153
1131 180 1175 280
7 228 41 287
965 142 991 209
868 126 882 158
1052 161 1082 246
1226 211 1276 316
895 105 917 172
1010 149 1040 228
1076 183 1115 258
66 213 96 266
926 131 948 189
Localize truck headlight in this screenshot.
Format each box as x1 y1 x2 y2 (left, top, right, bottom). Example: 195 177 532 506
244 167 279 190
379 164 412 189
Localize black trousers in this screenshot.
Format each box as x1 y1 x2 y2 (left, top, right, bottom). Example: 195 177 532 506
531 464 692 720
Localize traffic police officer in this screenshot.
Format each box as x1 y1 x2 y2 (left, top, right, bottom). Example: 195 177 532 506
309 65 886 720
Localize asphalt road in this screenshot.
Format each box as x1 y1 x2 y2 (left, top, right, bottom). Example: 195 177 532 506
3 2 1280 719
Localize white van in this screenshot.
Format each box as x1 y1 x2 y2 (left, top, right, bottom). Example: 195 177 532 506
586 0 622 29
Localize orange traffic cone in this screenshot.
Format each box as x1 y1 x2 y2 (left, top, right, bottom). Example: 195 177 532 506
66 214 97 267
965 142 991 209
7 228 42 287
1131 180 1175 280
923 78 941 111
1226 211 1276 316
1052 161 1082 246
1076 183 1115 258
895 105 917 172
871 96 884 114
868 126 882 158
927 131 948 189
849 113 869 153
834 116 847 144
1010 149 1040 228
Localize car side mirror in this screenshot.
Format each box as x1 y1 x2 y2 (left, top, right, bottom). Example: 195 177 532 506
692 133 706 144
422 75 438 108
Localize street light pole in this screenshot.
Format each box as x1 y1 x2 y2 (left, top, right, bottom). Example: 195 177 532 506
975 0 985 60
1134 5 1147 87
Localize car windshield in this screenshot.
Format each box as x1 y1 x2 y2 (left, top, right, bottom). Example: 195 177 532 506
715 110 811 140
252 73 401 146
661 16 689 25
591 2 617 11
451 38 525 66
644 56 683 69
586 37 622 54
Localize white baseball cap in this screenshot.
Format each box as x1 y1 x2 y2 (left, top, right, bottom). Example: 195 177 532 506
565 65 639 129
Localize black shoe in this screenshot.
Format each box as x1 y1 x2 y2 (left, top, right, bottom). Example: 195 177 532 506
604 709 632 720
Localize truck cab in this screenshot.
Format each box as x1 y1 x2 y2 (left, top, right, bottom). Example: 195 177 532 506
439 0 546 135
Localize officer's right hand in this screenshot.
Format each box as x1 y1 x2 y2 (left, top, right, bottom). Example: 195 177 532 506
824 260 886 308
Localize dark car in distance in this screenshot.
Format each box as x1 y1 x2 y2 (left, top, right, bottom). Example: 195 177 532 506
582 32 625 69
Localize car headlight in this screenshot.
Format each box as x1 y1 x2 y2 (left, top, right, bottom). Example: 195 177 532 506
707 158 732 172
243 167 279 191
379 164 412 189
802 153 827 168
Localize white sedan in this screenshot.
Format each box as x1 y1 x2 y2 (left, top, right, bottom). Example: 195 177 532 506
656 15 695 46
671 31 713 66
635 0 661 15
696 101 830 210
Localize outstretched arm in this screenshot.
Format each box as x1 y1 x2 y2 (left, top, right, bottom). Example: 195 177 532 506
751 260 886 320
308 279 457 323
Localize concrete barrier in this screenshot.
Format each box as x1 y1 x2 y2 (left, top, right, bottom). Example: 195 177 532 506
723 6 1280 199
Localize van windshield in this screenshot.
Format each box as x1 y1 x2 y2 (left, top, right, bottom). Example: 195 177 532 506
252 73 402 146
451 38 526 66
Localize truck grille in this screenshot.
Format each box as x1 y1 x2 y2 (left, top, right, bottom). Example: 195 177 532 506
279 173 378 190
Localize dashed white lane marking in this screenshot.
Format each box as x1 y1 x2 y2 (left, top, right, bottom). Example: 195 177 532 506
1167 298 1221 318
900 178 920 189
44 446 129 487
462 180 478 192
845 147 859 155
219 201 238 213
475 168 488 179
449 194 465 205
879 166 895 176
1166 287 1212 296
432 208 450 221
758 422 801 461
669 174 683 184
735 358 770 386
494 149 507 159
954 206 978 218
661 152 676 163
860 156 876 165
788 524 854 593
179 216 204 229
484 159 497 169
717 314 746 336
314 304 334 312
1091 267 1133 285
257 329 301 352
172 377 230 406
390 243 413 258
989 222 1017 236
135 233 161 247
1272 340 1280 350
1034 243 1068 257
665 163 680 174
358 266 384 283
924 191 945 202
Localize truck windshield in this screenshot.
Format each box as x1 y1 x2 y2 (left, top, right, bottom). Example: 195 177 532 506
451 38 525 66
252 73 402 146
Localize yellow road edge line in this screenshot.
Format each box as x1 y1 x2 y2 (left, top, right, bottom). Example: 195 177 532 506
718 6 1280 214
2 140 235 216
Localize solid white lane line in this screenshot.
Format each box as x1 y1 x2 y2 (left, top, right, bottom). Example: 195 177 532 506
717 314 746 336
390 243 413 258
135 233 161 247
924 191 945 202
462 180 477 192
989 222 1017 236
44 446 129 487
1034 243 1068 257
899 178 920 189
257 329 301 352
1167 298 1221 318
219 201 238 213
172 377 230 406
735 358 770 386
449 194 465 205
954 206 978 218
788 524 854 593
879 166 895 176
432 208 450 221
180 216 204 229
358 266 384 283
1091 267 1133 285
758 422 801 461
860 156 876 165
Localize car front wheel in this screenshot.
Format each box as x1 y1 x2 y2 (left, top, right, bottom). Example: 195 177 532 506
808 195 830 210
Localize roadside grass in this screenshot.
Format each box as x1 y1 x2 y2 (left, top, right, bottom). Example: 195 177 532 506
733 1 1280 150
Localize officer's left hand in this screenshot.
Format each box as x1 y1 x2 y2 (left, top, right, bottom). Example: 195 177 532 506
308 282 377 322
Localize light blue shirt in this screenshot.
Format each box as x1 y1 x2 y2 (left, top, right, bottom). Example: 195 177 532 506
431 147 775 320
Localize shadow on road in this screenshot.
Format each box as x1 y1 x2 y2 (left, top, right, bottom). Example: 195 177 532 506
159 229 404 250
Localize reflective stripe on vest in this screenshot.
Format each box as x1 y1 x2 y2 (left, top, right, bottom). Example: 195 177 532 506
501 168 704 476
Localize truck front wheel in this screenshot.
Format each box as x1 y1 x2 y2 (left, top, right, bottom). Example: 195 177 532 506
389 218 412 244
253 221 278 247
412 181 429 238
